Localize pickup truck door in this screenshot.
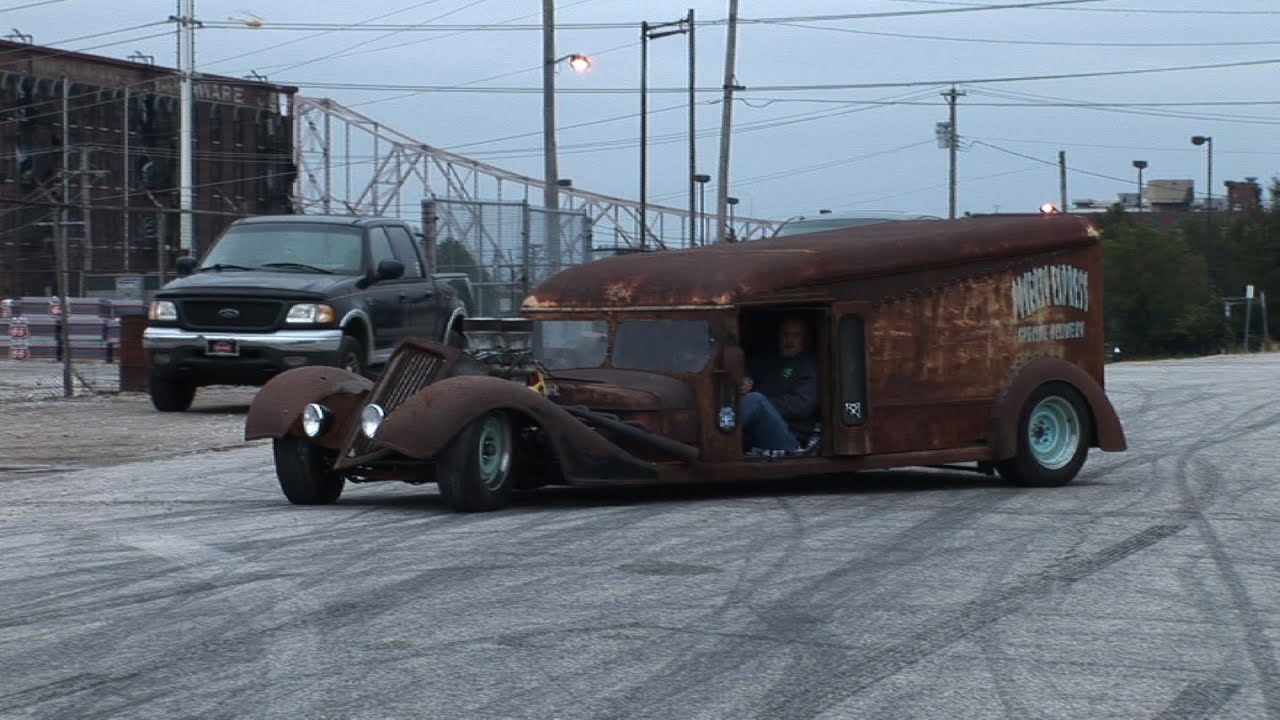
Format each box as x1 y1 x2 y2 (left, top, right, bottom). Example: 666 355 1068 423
383 224 445 341
366 227 407 363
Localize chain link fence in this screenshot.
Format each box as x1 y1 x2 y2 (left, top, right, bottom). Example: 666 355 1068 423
425 198 591 318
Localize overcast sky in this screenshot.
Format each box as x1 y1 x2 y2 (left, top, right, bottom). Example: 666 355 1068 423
6 0 1280 221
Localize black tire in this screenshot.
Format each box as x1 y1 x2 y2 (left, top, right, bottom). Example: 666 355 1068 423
272 435 344 505
337 335 365 376
436 410 515 512
996 382 1092 487
447 329 466 349
149 373 196 412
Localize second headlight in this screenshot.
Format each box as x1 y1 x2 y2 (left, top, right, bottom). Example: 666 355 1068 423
360 404 385 439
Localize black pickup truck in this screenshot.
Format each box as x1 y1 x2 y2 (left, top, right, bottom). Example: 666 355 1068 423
142 214 466 411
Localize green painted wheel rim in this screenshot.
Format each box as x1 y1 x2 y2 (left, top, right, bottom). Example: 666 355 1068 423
1027 396 1080 470
476 414 511 491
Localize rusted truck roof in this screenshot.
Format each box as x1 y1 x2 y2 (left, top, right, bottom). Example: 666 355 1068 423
525 214 1100 310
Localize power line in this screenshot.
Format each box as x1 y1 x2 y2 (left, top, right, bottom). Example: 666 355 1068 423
971 140 1132 184
0 0 67 11
195 1 1112 32
890 0 1280 15
280 56 1280 94
772 21 1280 48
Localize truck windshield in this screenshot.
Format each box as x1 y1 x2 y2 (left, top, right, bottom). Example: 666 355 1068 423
614 320 712 373
200 224 364 274
534 320 609 369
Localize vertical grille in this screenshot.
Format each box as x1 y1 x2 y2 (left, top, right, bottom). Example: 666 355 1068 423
344 345 445 461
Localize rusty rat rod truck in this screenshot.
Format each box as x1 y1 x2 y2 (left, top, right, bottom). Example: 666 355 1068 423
245 214 1126 512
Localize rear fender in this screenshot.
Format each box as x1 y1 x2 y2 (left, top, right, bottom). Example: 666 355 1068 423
245 366 374 448
990 356 1127 460
376 374 657 483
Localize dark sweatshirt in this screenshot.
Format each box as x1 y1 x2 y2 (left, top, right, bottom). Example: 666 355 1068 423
748 351 820 436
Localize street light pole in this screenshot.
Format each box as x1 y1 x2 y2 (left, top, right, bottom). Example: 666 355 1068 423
1132 160 1147 211
1191 135 1213 216
638 16 692 251
694 173 710 246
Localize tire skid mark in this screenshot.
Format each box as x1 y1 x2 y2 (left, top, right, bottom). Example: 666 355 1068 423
1152 680 1241 720
0 672 140 715
748 522 1187 720
591 492 1035 717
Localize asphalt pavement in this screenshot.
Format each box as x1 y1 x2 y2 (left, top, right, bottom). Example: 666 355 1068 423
1 354 1278 719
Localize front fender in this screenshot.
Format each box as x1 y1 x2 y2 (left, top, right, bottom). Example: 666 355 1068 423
245 366 374 447
376 375 658 483
990 356 1127 460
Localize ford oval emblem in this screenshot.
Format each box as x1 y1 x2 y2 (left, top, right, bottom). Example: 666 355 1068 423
218 308 240 319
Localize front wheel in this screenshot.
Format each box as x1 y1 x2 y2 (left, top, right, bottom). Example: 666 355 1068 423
997 382 1092 487
437 411 515 512
273 435 345 505
149 373 195 412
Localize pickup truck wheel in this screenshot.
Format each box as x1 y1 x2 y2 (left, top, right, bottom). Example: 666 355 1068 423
437 411 514 512
273 435 344 505
149 373 195 412
447 330 466 349
997 382 1092 487
337 336 364 376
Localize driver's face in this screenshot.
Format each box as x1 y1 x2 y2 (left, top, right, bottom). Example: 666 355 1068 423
778 319 806 357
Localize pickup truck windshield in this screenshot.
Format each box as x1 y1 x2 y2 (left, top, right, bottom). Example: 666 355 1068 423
534 320 608 370
200 224 364 274
614 320 712 373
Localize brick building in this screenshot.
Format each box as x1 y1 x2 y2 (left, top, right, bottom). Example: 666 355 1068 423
0 39 297 298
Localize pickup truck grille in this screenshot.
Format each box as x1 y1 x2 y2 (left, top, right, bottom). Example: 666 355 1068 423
182 300 283 330
345 344 446 460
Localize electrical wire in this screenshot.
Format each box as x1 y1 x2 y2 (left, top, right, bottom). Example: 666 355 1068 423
889 0 1280 15
971 140 1133 184
279 57 1280 94
771 21 1280 48
0 0 66 11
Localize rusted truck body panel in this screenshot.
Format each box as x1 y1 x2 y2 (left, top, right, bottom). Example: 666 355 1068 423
247 215 1125 510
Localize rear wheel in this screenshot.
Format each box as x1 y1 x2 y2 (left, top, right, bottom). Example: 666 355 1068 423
273 435 344 505
437 411 514 512
997 382 1092 487
149 373 195 412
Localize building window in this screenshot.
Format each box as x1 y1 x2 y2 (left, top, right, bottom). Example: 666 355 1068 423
209 104 223 146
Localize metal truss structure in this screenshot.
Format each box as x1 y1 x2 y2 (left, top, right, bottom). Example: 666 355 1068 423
292 96 777 250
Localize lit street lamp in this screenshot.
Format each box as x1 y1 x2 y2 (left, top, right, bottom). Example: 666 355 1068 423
1191 135 1213 214
694 173 711 246
1132 160 1147 211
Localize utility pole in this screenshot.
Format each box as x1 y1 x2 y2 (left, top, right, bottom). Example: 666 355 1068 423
1058 151 1067 212
942 86 965 219
59 75 73 398
686 7 696 247
121 84 130 271
79 148 92 296
176 0 196 257
541 0 561 269
713 0 740 244
640 20 649 251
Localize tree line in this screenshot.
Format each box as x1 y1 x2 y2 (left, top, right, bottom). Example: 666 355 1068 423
1099 185 1279 358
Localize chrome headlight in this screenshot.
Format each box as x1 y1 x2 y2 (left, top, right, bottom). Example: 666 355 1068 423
301 403 332 438
360 404 385 439
148 300 177 321
286 303 336 324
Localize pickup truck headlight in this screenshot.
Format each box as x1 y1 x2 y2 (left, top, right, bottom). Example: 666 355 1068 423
148 300 177 322
286 303 336 324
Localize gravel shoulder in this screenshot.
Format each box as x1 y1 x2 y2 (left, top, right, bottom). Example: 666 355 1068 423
0 359 260 476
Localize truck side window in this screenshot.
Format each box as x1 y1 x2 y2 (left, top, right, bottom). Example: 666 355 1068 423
384 226 425 278
369 227 398 270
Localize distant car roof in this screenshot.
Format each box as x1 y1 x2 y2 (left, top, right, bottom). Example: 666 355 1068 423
773 214 940 238
232 214 403 227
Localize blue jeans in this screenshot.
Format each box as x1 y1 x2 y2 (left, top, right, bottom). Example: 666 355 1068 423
741 391 799 452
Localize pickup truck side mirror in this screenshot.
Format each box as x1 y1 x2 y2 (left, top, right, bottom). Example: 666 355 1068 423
175 256 198 276
375 259 405 281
